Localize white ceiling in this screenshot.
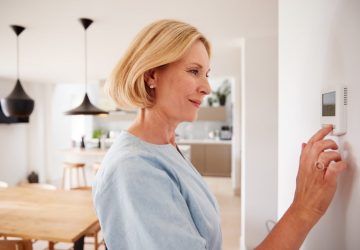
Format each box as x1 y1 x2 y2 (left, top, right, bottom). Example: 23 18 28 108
0 0 275 84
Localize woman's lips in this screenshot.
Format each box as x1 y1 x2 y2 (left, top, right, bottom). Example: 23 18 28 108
189 99 201 108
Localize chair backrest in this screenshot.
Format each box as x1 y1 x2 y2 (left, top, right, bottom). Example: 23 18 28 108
19 183 57 190
0 240 33 250
70 186 92 191
64 162 86 168
0 181 8 188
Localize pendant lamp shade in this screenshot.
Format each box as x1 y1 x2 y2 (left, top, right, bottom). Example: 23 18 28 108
1 25 34 118
64 18 108 116
64 93 108 115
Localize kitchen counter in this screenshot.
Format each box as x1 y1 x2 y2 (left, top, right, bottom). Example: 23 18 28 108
60 138 232 156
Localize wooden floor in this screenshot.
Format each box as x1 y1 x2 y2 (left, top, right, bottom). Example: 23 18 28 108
205 177 241 250
33 177 241 250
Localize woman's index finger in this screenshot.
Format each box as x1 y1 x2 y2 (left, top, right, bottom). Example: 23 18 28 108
307 125 333 144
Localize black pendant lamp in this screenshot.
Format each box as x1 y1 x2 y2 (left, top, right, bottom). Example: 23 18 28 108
64 18 108 116
1 25 35 118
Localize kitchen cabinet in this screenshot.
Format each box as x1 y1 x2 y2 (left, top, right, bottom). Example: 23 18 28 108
190 144 231 177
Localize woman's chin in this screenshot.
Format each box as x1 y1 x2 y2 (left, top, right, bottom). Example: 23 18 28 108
183 112 198 122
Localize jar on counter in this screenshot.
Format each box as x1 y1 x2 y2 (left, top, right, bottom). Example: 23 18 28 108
220 126 232 140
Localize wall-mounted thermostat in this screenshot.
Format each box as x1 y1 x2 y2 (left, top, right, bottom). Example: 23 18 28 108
321 86 347 136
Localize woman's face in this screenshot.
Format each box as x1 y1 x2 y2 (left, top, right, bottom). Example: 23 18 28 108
149 40 211 123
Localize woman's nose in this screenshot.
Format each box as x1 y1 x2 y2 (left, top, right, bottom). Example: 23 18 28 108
199 78 211 95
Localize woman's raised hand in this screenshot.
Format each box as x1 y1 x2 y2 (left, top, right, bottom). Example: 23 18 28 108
256 126 347 250
292 125 347 223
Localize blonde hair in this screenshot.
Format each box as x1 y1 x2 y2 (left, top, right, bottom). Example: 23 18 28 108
106 19 211 110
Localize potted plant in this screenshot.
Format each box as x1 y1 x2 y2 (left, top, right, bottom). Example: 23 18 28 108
207 93 217 107
214 80 231 106
92 129 105 148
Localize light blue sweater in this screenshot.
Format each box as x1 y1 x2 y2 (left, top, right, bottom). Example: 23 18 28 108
92 131 222 250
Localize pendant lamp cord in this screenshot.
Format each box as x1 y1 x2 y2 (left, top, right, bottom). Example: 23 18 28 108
84 28 88 93
16 33 19 80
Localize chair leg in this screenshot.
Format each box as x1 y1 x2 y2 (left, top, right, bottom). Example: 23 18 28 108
48 241 55 250
82 167 87 186
69 167 73 189
77 168 80 188
94 232 98 250
62 167 66 189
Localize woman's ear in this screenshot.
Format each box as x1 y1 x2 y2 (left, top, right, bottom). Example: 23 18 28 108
144 69 157 88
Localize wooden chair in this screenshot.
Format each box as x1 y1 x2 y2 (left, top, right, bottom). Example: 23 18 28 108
62 162 87 189
70 187 104 250
0 181 8 188
0 240 33 250
84 222 105 250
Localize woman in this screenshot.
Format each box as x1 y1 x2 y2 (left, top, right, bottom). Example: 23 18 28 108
92 19 346 250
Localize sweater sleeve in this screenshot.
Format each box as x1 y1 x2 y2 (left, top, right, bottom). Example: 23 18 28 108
93 156 207 250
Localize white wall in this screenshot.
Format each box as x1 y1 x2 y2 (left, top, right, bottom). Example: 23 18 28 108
27 80 49 183
240 1 278 248
0 78 31 185
0 78 54 185
279 0 360 249
0 125 28 185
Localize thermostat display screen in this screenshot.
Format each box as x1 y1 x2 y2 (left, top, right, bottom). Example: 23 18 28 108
322 91 336 116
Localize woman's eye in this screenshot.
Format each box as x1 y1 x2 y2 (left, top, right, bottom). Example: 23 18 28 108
189 69 199 76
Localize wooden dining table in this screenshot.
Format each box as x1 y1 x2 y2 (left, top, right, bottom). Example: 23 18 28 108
0 186 98 250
